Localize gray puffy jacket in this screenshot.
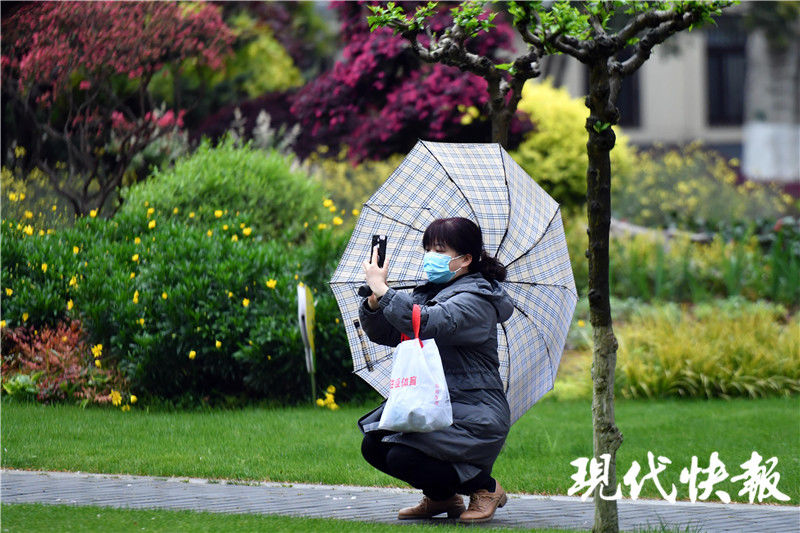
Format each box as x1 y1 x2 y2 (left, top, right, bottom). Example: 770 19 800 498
357 271 515 483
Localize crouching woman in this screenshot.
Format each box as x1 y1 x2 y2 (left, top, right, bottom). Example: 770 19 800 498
357 217 515 523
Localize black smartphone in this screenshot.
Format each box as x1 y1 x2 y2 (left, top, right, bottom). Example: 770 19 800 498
371 234 387 268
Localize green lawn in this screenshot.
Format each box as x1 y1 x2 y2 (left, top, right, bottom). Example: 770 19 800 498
2 397 798 505
0 503 580 533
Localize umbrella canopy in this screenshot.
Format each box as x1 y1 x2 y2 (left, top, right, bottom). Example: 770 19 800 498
329 140 577 423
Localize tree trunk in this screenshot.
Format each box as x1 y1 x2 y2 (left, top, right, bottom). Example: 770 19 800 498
490 108 511 148
585 61 624 533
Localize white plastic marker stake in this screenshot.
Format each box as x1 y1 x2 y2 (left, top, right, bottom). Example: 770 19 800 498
297 283 316 403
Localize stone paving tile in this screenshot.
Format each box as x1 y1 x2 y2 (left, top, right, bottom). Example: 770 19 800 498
2 470 798 533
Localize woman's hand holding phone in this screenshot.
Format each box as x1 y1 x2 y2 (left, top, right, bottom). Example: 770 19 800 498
363 243 389 302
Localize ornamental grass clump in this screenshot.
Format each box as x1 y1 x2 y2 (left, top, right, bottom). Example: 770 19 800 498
616 298 800 400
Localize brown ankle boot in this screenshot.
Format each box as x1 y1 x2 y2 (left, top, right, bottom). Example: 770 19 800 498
397 494 466 520
458 481 507 523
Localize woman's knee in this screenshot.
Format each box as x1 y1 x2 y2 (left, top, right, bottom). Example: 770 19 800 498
361 433 389 468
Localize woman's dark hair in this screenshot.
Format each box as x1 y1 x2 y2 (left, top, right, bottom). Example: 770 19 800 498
422 217 507 282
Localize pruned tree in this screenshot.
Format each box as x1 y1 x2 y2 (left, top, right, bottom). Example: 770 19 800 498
1 2 233 216
368 2 733 532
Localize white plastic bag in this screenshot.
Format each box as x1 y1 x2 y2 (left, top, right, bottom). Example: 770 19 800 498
379 304 452 433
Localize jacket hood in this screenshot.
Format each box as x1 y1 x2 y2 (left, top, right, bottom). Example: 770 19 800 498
417 272 515 323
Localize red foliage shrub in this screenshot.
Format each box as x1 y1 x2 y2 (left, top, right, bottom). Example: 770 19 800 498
1 320 128 405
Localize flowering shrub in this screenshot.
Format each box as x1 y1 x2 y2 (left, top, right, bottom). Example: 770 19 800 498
119 139 330 245
290 1 533 162
612 142 797 232
1 198 369 405
511 79 636 208
1 319 129 406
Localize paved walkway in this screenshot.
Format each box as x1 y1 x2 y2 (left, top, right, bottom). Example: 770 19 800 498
2 470 798 532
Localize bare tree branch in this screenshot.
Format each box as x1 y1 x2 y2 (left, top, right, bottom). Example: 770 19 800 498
619 12 697 77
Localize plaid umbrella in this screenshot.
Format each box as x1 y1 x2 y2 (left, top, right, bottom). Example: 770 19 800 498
329 140 577 423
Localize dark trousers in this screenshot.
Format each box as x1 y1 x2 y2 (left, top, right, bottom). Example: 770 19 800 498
361 431 494 501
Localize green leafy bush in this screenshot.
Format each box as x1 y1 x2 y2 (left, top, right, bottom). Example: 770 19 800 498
119 138 331 245
1 205 368 406
511 78 636 208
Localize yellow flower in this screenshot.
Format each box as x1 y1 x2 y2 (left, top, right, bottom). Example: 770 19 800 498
189 350 197 360
110 390 122 406
215 340 222 349
22 312 29 322
460 114 473 125
294 274 299 280
138 318 145 326
242 227 252 236
323 199 333 208
147 207 155 217
242 298 250 307
161 292 168 300
144 201 149 207
67 299 74 311
328 205 337 213
148 220 156 229
92 344 103 358
52 205 57 212
95 359 102 368
5 288 12 296
133 290 139 304
130 394 138 404
578 320 586 327
24 210 33 219
335 318 339 324
231 234 238 242
223 224 229 231
0 320 6 328
317 223 328 230
69 276 77 287
14 145 26 157
207 230 213 237
303 222 309 228
89 209 98 218
23 225 33 236
189 212 195 218
239 223 246 229
227 291 233 298
41 263 48 273
214 210 223 218
316 398 325 407
266 279 277 289
130 272 136 279
329 403 339 411
327 385 336 394
332 217 343 226
172 207 179 215
8 192 17 201
73 246 80 254
132 254 139 262
121 404 131 412
19 193 25 201
134 237 141 244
